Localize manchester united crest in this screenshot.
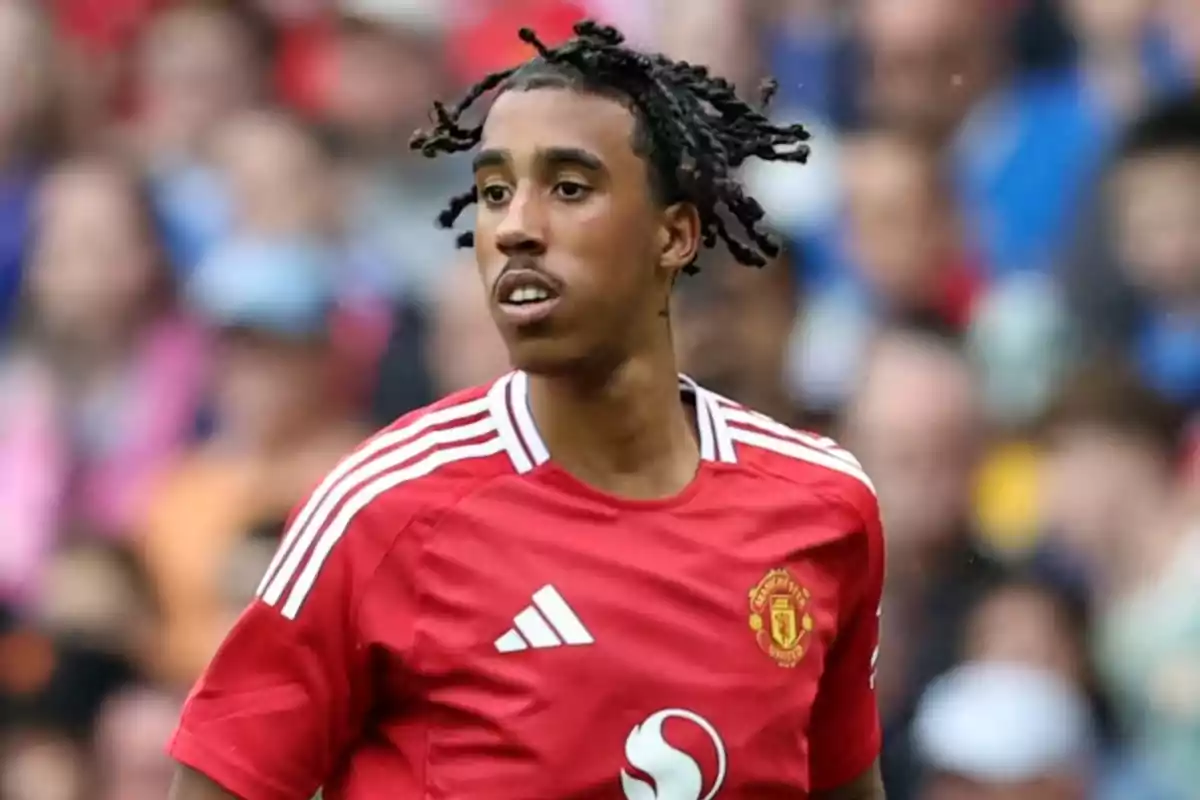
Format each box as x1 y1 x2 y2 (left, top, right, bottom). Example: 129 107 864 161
748 569 814 667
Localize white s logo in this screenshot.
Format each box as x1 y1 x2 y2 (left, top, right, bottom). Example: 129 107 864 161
620 709 727 800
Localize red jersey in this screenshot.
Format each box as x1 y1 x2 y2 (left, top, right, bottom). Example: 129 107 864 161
169 372 885 799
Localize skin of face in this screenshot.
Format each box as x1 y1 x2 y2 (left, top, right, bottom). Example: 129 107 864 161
471 85 699 376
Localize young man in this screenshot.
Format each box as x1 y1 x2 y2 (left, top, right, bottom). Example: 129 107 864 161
1106 94 1200 407
168 22 886 800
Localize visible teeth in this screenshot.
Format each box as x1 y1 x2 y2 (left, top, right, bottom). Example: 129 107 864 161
507 286 551 304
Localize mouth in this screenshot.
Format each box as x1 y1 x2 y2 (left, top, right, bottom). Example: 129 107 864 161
494 268 563 327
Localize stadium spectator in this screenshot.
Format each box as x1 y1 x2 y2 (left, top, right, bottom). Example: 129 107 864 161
855 0 1110 279
212 108 392 398
1039 362 1199 795
138 240 367 687
842 324 1005 799
1107 95 1200 407
130 3 263 272
790 130 981 412
912 662 1096 800
325 0 460 302
0 0 63 333
0 156 207 608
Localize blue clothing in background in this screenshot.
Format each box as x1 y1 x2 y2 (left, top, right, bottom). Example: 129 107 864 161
953 71 1111 278
765 23 858 130
1137 313 1200 409
151 162 230 277
0 167 38 334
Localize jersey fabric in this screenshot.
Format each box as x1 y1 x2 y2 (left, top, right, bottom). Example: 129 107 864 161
169 372 885 800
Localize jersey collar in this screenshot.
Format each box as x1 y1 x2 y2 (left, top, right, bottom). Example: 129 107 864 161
487 371 737 475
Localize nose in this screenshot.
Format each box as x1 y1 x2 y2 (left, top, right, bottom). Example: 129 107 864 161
495 187 547 257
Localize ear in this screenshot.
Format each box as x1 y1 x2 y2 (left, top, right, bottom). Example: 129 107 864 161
657 202 701 277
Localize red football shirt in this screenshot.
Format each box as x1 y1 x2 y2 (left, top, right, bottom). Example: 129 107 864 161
169 372 884 799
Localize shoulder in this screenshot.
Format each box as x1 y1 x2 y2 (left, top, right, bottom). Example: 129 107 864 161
709 392 878 530
324 382 518 525
254 381 520 620
295 379 521 552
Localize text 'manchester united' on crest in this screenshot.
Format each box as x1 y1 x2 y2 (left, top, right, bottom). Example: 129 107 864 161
748 568 813 668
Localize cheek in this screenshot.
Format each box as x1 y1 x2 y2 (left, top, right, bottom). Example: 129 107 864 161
554 198 626 251
557 199 659 292
472 210 506 284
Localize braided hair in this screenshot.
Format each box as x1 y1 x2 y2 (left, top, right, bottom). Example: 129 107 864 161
410 21 810 274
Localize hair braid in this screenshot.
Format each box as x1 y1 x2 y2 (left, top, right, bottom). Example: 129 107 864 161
411 20 810 272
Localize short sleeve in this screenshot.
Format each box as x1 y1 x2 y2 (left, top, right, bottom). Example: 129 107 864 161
807 488 885 790
168 493 393 800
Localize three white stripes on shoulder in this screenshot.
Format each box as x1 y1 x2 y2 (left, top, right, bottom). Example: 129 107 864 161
495 585 594 653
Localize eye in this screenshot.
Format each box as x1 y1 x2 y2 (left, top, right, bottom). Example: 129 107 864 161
553 181 591 202
481 184 511 206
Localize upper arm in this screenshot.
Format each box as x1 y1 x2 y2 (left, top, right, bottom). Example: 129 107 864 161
168 482 403 800
808 486 886 792
810 759 886 800
169 764 239 800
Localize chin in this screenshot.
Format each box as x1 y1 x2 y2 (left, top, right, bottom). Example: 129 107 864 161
507 342 586 377
505 333 613 379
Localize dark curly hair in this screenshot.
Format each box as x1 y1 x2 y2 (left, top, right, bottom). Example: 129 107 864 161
409 20 811 274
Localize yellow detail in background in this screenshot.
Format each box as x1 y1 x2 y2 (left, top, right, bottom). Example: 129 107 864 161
974 440 1042 556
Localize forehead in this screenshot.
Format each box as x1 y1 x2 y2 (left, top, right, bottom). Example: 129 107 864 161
220 117 319 170
861 0 983 47
481 87 642 168
844 137 936 194
39 166 136 221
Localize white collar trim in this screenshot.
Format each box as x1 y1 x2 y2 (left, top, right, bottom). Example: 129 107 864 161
490 371 738 473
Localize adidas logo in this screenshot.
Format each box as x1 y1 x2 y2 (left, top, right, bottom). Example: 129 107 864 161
494 585 594 653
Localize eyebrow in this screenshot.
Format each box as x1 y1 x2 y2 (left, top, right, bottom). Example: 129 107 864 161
472 149 507 173
541 147 604 172
471 146 606 174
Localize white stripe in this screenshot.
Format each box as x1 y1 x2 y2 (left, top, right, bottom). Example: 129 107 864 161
729 427 876 495
719 403 850 457
532 585 593 645
510 371 550 466
487 373 533 474
513 607 562 648
689 382 717 462
699 390 738 464
722 407 862 469
495 629 528 653
262 418 496 606
257 398 489 597
280 437 505 619
690 387 760 464
680 375 738 463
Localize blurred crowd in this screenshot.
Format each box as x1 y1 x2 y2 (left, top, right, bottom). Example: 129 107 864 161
0 0 1196 798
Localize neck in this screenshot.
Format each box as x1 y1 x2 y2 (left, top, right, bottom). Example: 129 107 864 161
48 324 141 383
526 343 700 500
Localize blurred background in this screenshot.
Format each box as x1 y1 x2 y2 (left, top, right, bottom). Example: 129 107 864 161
0 0 1196 798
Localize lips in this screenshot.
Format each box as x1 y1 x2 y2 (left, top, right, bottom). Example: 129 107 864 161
494 268 562 306
493 265 564 328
